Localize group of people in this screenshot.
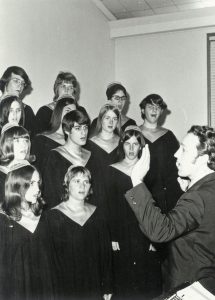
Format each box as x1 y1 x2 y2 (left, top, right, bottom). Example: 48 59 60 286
0 65 214 300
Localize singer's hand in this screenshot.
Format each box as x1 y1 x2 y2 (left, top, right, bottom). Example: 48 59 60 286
131 144 150 186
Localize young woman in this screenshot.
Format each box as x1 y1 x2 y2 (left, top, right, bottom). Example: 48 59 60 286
31 96 76 174
42 108 93 208
87 104 121 215
0 125 34 205
0 66 36 137
0 163 54 299
35 71 78 133
45 165 113 300
139 94 182 213
0 95 24 131
90 83 136 136
106 126 162 299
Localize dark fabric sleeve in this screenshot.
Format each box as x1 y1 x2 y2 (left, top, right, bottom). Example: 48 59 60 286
125 183 204 243
24 104 37 138
42 151 68 209
97 213 113 294
35 106 53 134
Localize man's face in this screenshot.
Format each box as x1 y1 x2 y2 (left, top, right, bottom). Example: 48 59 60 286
5 73 25 96
174 133 200 178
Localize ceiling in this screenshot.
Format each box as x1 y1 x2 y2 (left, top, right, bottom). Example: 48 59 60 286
98 0 215 20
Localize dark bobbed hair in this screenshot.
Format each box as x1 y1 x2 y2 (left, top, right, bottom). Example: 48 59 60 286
3 165 45 221
139 94 167 119
53 72 78 101
118 129 145 161
0 126 35 166
95 104 121 136
106 83 127 100
62 165 92 202
62 108 90 140
0 96 24 129
0 66 31 92
188 125 215 171
43 97 76 135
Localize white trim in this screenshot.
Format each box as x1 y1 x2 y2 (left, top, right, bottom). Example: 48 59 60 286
109 7 215 38
92 0 116 21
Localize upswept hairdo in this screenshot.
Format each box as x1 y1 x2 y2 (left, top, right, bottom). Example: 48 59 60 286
0 126 35 166
43 97 76 135
106 83 127 100
62 108 90 140
62 165 92 202
2 165 45 221
0 96 24 128
53 72 78 101
117 127 145 161
0 66 31 93
188 125 215 171
95 104 121 136
139 94 167 119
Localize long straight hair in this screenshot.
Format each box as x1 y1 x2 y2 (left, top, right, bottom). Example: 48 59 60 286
3 165 45 221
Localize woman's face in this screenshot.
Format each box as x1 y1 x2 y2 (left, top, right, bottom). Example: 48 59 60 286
8 100 22 125
13 136 29 160
69 172 91 201
5 73 25 96
101 110 118 134
25 171 40 204
61 104 76 121
123 135 140 161
57 81 75 99
111 89 126 113
68 122 88 146
142 103 162 125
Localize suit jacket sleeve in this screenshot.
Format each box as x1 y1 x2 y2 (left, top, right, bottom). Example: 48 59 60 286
125 182 204 243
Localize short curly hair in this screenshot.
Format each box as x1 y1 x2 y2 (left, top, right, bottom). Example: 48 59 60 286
188 125 215 170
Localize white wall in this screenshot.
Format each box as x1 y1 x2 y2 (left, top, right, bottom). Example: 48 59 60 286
0 0 114 119
114 26 215 141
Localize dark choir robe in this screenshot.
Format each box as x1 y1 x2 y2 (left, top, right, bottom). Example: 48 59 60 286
143 130 183 213
44 204 113 299
35 103 54 134
31 133 64 175
0 211 55 300
106 164 162 299
23 104 37 138
0 167 7 204
43 146 93 208
86 137 119 218
89 117 136 137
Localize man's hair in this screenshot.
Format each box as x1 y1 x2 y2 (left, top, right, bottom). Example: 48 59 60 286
0 66 31 92
188 125 215 170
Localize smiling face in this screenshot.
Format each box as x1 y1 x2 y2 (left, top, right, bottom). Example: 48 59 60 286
123 135 140 161
69 172 91 201
174 133 200 178
25 171 40 204
68 122 88 146
13 136 30 160
5 73 26 96
142 103 163 125
8 100 22 125
101 109 118 134
110 89 127 113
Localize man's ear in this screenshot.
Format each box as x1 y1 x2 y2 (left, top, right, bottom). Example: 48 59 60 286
198 153 209 165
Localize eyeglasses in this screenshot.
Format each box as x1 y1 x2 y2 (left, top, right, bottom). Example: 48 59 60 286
112 95 127 102
10 78 26 88
59 84 74 92
146 104 161 111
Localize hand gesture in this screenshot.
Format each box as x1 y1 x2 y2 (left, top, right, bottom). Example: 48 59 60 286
131 144 150 186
